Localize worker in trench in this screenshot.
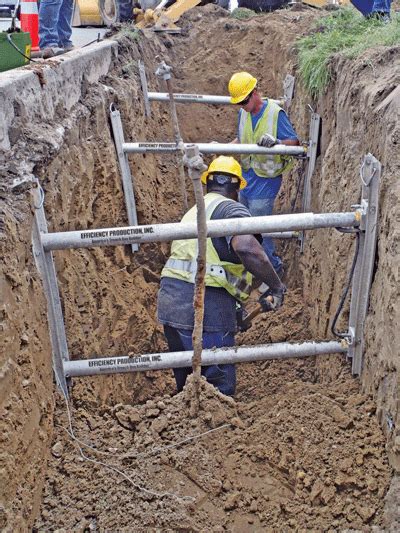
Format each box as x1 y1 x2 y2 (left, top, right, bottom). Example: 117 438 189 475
227 72 300 287
157 156 286 397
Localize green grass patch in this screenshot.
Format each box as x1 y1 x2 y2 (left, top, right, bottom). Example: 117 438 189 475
297 8 400 98
230 7 259 20
115 26 141 43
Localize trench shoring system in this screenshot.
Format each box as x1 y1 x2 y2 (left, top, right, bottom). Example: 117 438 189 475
31 139 380 397
113 63 320 253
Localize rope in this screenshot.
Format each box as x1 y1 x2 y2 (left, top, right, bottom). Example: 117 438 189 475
54 376 232 503
56 381 194 503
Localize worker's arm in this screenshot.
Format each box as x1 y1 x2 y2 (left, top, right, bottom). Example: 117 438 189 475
280 137 300 146
230 137 239 144
230 234 284 293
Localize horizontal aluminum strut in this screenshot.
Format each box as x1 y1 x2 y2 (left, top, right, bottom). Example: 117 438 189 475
147 92 283 107
64 341 347 377
123 142 306 157
41 211 360 251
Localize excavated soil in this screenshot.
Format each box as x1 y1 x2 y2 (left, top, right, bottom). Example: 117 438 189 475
34 290 391 531
1 4 399 531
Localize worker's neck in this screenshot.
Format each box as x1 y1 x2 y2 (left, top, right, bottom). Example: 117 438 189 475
207 188 237 201
251 97 264 116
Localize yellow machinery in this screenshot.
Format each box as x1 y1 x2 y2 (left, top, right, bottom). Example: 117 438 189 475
72 0 353 30
135 0 202 31
72 0 103 26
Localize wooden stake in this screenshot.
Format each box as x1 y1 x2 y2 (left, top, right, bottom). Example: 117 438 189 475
184 145 207 415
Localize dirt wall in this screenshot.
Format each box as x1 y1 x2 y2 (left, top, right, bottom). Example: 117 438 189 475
0 36 183 529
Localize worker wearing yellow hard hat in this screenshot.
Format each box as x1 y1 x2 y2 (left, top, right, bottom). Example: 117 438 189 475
200 155 247 190
157 155 286 397
227 71 300 281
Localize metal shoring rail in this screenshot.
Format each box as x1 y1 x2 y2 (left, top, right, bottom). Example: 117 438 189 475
31 179 70 397
109 104 139 253
123 142 306 156
346 154 381 375
64 341 348 378
41 210 361 251
138 60 294 117
300 110 321 252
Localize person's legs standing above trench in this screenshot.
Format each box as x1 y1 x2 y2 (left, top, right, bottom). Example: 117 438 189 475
57 0 73 49
39 0 64 49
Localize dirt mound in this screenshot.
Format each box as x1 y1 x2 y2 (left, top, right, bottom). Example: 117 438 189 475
35 354 390 531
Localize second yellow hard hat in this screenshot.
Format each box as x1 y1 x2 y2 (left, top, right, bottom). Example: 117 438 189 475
228 72 257 104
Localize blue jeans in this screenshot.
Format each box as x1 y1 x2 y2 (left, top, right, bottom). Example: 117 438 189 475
39 0 73 49
239 193 283 275
163 325 236 396
371 0 391 13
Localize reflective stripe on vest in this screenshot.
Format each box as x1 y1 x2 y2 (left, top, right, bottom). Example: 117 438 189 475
238 100 294 178
161 192 253 302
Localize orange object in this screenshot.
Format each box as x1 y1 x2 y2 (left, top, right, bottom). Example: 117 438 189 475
20 0 40 51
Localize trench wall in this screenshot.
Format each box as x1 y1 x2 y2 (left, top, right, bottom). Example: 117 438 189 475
0 14 399 529
0 35 185 530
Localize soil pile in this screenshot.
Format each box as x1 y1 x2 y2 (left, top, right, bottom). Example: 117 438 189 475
34 291 391 531
34 361 390 531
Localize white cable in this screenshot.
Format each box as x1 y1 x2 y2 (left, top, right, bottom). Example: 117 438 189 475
55 377 194 502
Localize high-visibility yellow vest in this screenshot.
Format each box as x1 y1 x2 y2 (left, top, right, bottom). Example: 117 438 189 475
238 100 294 178
161 193 253 303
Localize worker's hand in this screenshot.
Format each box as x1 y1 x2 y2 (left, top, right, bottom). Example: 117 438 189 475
257 134 278 148
260 285 286 311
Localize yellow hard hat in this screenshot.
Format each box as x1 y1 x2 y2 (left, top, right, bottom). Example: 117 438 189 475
228 72 257 104
201 156 247 190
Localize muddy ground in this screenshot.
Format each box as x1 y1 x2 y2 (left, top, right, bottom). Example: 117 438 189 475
1 4 399 531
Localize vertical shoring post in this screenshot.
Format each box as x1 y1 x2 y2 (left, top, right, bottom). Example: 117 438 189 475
138 60 151 118
300 111 321 252
156 61 188 213
31 180 70 397
347 154 381 375
184 145 207 415
109 104 139 253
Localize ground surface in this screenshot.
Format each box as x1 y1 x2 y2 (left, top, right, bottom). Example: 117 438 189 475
34 290 391 531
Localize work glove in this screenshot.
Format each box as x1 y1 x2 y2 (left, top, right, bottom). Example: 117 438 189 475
257 133 278 148
259 285 286 311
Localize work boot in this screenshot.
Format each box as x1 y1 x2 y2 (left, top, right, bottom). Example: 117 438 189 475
62 44 75 52
42 46 66 59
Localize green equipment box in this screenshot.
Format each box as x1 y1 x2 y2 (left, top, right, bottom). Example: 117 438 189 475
0 31 32 73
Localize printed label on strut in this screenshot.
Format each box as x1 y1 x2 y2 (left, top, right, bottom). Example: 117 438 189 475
87 354 164 371
137 143 177 150
175 94 205 100
80 226 154 242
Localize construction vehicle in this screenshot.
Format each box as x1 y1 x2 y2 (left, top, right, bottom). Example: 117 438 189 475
72 0 376 31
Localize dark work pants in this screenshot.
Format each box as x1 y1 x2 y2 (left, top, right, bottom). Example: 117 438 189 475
163 325 236 396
